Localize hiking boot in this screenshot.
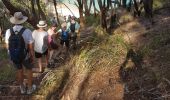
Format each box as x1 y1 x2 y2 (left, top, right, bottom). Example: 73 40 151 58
27 84 36 95
20 84 26 94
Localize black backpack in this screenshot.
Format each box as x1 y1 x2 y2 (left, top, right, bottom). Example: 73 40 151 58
70 23 76 33
8 27 27 63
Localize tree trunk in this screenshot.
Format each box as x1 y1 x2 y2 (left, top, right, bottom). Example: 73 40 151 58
88 0 93 13
77 0 85 28
2 0 37 28
31 0 36 17
36 0 46 20
133 0 141 17
101 8 107 29
83 0 90 16
98 0 108 30
53 0 60 26
79 8 85 28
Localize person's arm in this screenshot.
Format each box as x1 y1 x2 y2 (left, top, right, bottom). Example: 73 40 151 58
5 29 10 50
27 29 34 62
27 43 34 62
75 22 80 33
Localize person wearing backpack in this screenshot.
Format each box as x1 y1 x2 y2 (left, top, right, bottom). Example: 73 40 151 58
32 20 49 73
5 12 35 94
67 16 80 49
58 22 70 52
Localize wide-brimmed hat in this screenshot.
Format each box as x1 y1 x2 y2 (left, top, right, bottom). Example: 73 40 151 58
10 12 28 24
61 22 67 28
37 20 47 28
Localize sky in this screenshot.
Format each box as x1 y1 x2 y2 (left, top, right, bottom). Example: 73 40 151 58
54 0 99 18
55 0 117 18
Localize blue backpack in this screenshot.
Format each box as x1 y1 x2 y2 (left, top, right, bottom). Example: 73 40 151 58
8 27 27 63
61 30 69 41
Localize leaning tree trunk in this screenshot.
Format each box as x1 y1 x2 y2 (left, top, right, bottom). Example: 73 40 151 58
83 0 89 16
31 0 37 18
2 0 37 28
79 8 85 28
101 8 107 29
36 0 46 20
77 0 85 28
133 0 141 17
98 0 109 30
53 0 61 26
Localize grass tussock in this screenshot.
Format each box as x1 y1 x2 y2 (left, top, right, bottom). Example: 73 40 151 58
36 69 66 99
71 26 130 73
0 48 8 60
85 15 100 27
0 48 15 83
153 0 170 9
0 63 16 83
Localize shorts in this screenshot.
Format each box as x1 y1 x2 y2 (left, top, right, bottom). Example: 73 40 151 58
35 49 48 58
13 58 33 70
60 40 69 48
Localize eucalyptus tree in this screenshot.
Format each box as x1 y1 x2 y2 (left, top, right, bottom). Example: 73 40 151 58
1 0 47 28
53 0 61 26
97 0 112 30
76 0 85 28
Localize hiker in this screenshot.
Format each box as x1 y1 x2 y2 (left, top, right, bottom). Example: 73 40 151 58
47 23 60 63
32 20 49 72
51 17 57 25
64 16 67 22
67 15 72 23
58 22 70 52
5 12 36 94
67 16 80 49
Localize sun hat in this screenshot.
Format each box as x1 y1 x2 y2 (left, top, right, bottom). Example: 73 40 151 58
10 12 28 24
61 22 67 28
37 20 47 28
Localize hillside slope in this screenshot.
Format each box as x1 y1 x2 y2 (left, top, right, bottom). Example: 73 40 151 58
52 8 170 100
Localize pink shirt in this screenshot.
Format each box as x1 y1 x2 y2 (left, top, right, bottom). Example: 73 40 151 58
47 28 55 43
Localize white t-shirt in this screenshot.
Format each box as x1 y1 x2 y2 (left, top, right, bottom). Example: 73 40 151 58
5 25 34 46
32 30 48 53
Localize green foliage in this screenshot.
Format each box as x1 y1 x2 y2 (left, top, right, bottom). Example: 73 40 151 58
0 63 16 82
153 0 170 9
85 15 100 26
0 48 8 60
0 47 15 83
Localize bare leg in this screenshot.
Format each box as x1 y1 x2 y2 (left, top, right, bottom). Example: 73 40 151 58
45 53 49 67
38 58 42 72
17 69 24 85
27 69 33 89
49 50 53 61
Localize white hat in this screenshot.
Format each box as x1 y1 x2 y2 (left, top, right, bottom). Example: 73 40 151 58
61 22 67 28
37 20 47 28
10 12 28 24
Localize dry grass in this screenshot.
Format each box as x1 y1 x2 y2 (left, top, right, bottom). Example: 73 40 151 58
36 69 66 99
